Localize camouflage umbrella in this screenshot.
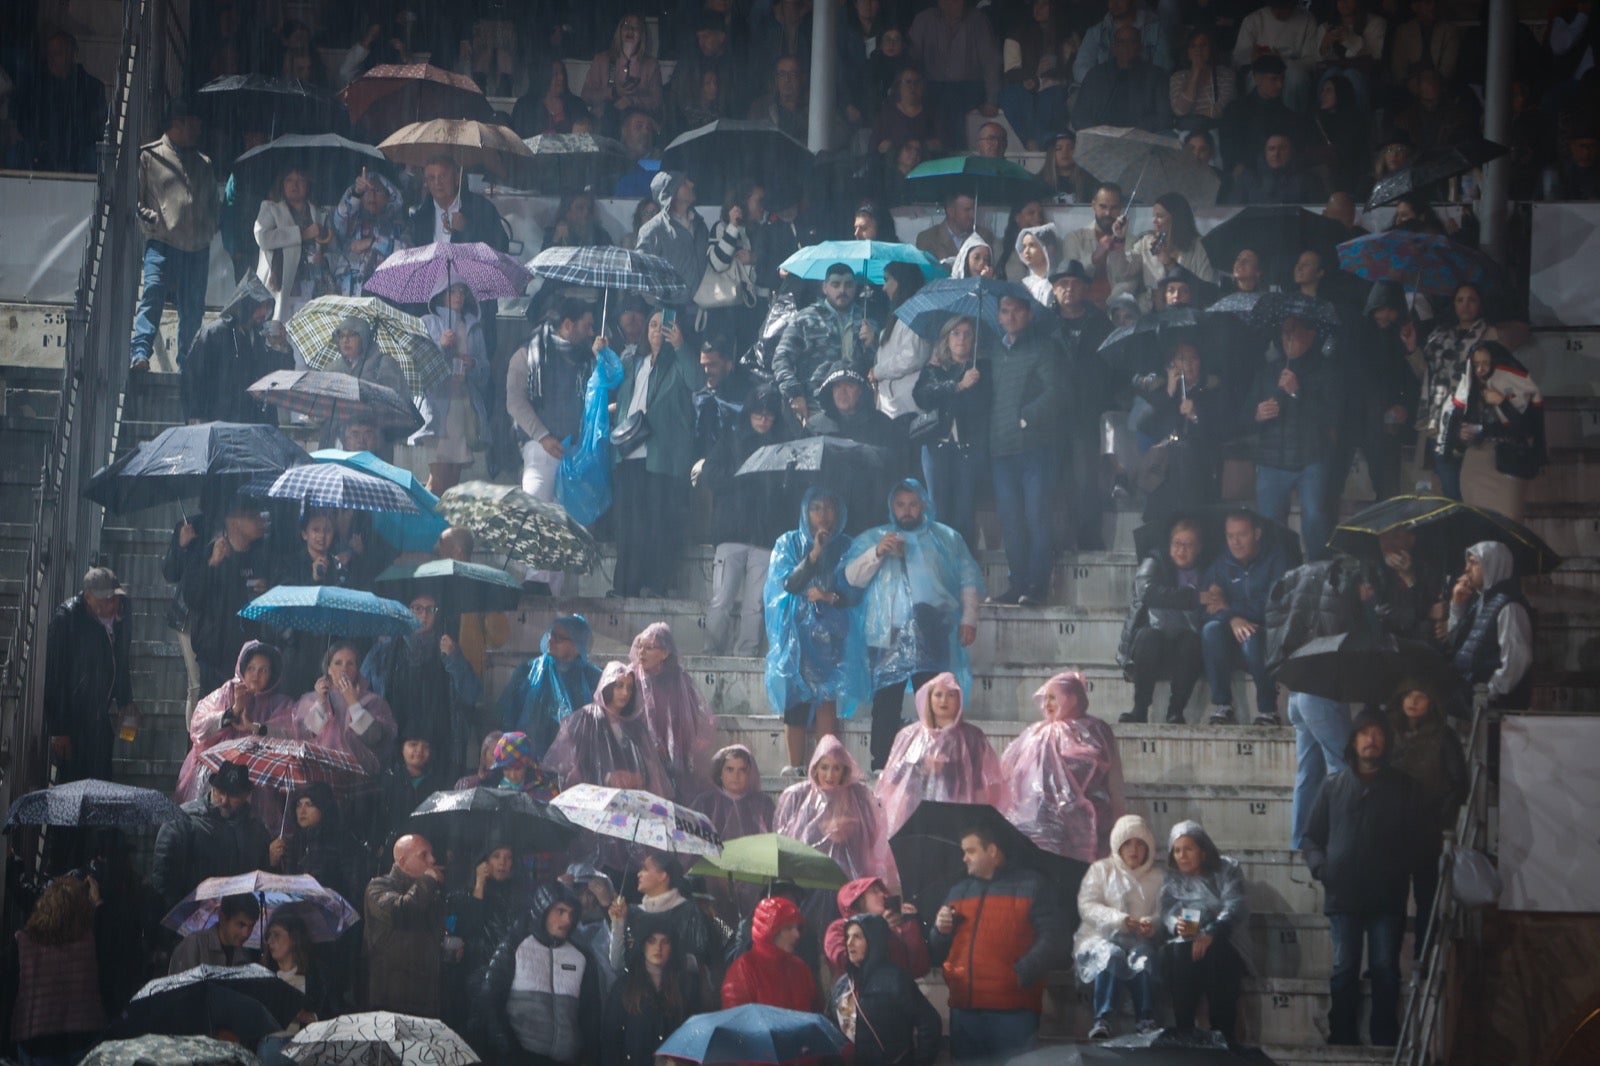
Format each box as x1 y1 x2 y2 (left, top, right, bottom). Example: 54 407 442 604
435 480 600 573
81 1035 262 1066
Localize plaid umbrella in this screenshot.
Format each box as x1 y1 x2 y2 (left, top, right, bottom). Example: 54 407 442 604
229 132 390 205
199 737 371 794
1367 137 1508 208
163 872 360 947
287 295 451 394
239 586 420 637
4 779 183 830
374 559 523 614
85 422 311 514
436 480 600 572
378 118 534 180
247 462 424 514
508 132 632 192
284 1012 479 1065
550 784 723 858
365 241 534 304
1336 229 1508 296
248 370 421 431
526 245 690 302
780 240 944 284
311 448 447 551
340 63 494 140
905 154 1052 205
1074 125 1221 207
892 276 1031 340
82 1035 264 1066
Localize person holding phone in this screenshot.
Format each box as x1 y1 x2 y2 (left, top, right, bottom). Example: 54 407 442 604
824 876 930 979
1158 820 1249 1045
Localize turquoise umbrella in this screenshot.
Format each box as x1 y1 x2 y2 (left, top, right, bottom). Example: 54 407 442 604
779 240 944 284
312 448 447 551
905 154 1052 206
238 586 419 637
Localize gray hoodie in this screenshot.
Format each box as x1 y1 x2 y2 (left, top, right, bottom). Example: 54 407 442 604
636 170 709 297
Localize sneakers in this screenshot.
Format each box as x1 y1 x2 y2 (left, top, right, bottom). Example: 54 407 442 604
1087 1018 1111 1040
1207 706 1236 725
779 765 804 779
1017 593 1044 607
1166 710 1187 724
985 589 1022 606
1118 710 1148 723
1136 1018 1161 1035
1254 713 1283 727
128 355 151 373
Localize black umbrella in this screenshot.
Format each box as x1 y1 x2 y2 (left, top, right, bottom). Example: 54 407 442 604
230 132 394 206
1232 290 1341 334
124 964 304 1035
1329 494 1562 576
1199 206 1360 280
1132 505 1302 567
407 786 579 858
1008 1026 1280 1063
888 801 1088 928
508 132 632 193
4 779 183 831
196 74 341 138
1366 137 1509 209
734 435 889 533
1097 307 1207 379
373 559 523 615
84 422 311 514
659 119 815 203
1274 631 1460 706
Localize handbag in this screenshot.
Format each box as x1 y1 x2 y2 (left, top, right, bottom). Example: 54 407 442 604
608 410 652 451
694 259 757 310
907 409 946 445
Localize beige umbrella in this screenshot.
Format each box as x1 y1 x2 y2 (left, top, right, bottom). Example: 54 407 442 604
378 118 535 180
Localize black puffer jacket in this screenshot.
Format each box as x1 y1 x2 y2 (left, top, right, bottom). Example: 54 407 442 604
152 797 272 908
1117 553 1209 673
828 914 941 1066
1264 557 1367 672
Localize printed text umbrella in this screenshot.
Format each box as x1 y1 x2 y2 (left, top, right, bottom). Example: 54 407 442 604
526 244 690 302
1074 125 1221 206
340 63 494 140
4 779 183 830
1329 495 1562 576
85 422 310 514
1367 137 1509 209
509 132 632 192
407 786 579 856
1336 229 1507 296
688 833 847 891
659 119 815 202
199 736 371 795
364 240 534 304
1200 205 1359 277
128 964 304 1032
197 75 339 138
81 1035 263 1066
435 480 600 572
284 1011 480 1065
550 783 723 858
893 275 1031 339
239 585 420 637
374 559 522 614
229 132 389 204
378 118 535 180
656 1004 849 1064
311 448 446 551
246 463 423 515
162 872 360 947
287 295 451 394
780 240 943 284
1274 632 1461 706
905 154 1052 205
248 371 422 431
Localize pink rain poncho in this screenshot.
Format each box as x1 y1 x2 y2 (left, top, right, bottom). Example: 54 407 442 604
690 744 778 920
631 622 717 791
175 641 297 818
875 672 1003 839
773 736 887 883
544 660 675 799
276 649 397 776
999 671 1127 863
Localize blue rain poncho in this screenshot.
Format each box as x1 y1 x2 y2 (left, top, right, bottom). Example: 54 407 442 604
495 614 602 758
842 479 985 694
764 487 870 719
557 344 624 526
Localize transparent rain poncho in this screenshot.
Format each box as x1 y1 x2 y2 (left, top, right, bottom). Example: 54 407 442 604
1073 814 1164 983
631 622 717 790
874 672 1003 839
773 735 889 883
544 660 674 799
999 672 1127 863
495 614 602 758
689 743 778 920
764 487 870 718
557 343 623 525
1157 820 1253 965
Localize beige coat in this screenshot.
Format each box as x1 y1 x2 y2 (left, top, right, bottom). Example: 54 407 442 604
137 134 219 252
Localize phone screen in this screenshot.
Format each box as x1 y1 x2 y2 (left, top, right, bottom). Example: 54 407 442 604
661 308 677 329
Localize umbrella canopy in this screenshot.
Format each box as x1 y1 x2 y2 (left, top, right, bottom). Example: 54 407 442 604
1074 125 1221 206
378 118 534 180
198 75 340 139
904 154 1052 205
1096 306 1207 378
435 481 600 573
239 585 420 637
508 132 632 192
687 833 847 891
246 463 423 515
732 436 888 498
364 241 534 304
1200 206 1358 278
248 371 421 432
229 133 389 205
1008 1026 1263 1063
893 275 1032 340
85 422 310 514
659 119 815 202
779 240 943 284
1131 505 1302 567
526 244 690 302
1335 229 1507 296
1204 290 1267 317
550 784 723 858
1330 495 1562 576
287 295 451 395
340 63 494 140
311 448 446 551
1226 290 1341 333
4 779 183 831
162 872 360 947
1366 137 1509 209
374 559 522 614
656 1004 849 1064
284 1011 480 1065
407 786 578 857
128 964 304 1032
199 736 372 795
889 800 1088 922
81 1035 263 1066
1274 632 1460 706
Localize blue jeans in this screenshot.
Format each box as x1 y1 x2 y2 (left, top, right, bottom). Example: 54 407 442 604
1093 968 1154 1021
1436 452 1463 500
923 441 979 550
1202 618 1275 718
997 84 1067 147
949 1007 1039 1063
1256 461 1333 562
1328 910 1403 1046
991 448 1053 598
130 238 210 366
1288 692 1351 848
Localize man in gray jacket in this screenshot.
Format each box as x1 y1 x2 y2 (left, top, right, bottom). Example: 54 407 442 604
636 170 709 298
477 880 601 1064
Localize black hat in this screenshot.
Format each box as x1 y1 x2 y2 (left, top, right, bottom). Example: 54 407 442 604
1251 54 1287 76
209 762 254 797
695 10 728 32
1048 259 1092 284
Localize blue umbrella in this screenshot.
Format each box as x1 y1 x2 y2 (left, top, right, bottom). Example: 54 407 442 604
312 449 447 551
656 1004 849 1064
246 463 422 514
239 586 420 637
892 276 1031 340
779 240 944 284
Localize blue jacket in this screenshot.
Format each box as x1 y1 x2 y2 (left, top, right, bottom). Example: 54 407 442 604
1201 544 1290 625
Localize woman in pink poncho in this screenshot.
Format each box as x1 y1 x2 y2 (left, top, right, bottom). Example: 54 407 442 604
875 672 1004 839
175 640 297 822
277 641 396 776
999 671 1127 863
630 622 717 792
544 660 674 799
773 736 887 884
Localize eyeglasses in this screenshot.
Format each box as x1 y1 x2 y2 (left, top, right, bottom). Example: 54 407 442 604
411 603 439 614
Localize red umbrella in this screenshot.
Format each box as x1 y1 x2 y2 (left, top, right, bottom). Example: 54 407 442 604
340 63 494 140
199 736 369 794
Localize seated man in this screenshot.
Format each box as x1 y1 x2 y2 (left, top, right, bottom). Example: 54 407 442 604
1231 133 1326 205
1448 542 1532 709
1199 510 1291 726
1117 519 1210 724
169 893 259 973
914 191 998 263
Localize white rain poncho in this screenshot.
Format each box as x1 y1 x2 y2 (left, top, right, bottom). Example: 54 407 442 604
874 672 1003 839
1073 814 1164 982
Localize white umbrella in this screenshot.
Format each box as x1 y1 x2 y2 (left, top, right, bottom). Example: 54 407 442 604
550 783 724 859
284 1012 478 1065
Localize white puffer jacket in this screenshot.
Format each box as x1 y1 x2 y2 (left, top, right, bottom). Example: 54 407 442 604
1073 813 1164 964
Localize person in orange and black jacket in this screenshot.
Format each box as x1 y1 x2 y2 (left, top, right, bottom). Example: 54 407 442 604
929 824 1066 1063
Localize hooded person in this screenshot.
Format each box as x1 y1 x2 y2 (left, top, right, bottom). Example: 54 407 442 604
176 640 295 820
476 880 603 1065
320 315 411 458
635 170 710 295
1442 341 1546 522
1075 814 1163 1039
1447 540 1532 710
1014 224 1060 307
179 274 292 424
416 281 491 491
844 478 985 771
1386 679 1467 959
720 895 818 1011
830 913 942 1066
331 170 407 295
497 615 602 759
948 231 995 280
284 640 397 776
273 782 362 904
375 718 456 847
999 671 1127 863
773 735 889 887
689 745 777 920
823 876 931 979
875 672 1003 839
804 365 899 459
488 731 561 798
1159 820 1251 1045
601 923 704 1066
629 623 717 792
362 596 483 775
449 836 528 986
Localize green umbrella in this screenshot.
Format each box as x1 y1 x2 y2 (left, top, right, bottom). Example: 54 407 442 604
904 154 1051 206
374 558 523 614
688 833 847 891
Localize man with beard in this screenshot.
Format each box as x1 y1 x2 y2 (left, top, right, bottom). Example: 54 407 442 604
773 264 878 430
1060 183 1138 306
152 762 271 908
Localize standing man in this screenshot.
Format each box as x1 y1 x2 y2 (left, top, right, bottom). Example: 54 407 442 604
1048 262 1113 550
152 762 271 909
693 334 763 459
476 881 602 1065
365 834 448 1017
1248 313 1342 563
636 170 709 298
1198 510 1291 725
773 264 877 430
182 496 269 693
907 0 1001 153
130 98 218 374
930 826 1064 1062
180 276 292 425
1302 709 1418 1047
44 567 134 784
844 479 983 770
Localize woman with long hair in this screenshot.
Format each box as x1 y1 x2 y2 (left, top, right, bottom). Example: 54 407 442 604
581 16 662 132
1440 340 1545 520
1419 282 1499 498
1169 29 1234 128
8 875 106 1063
998 198 1045 280
911 314 989 548
1112 193 1215 310
601 928 702 1066
1386 681 1466 959
254 167 333 322
511 56 591 138
1159 821 1249 1045
548 191 613 248
1308 75 1367 195
283 641 396 775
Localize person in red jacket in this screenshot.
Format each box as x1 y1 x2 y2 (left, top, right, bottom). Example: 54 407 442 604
823 876 930 979
721 896 817 1012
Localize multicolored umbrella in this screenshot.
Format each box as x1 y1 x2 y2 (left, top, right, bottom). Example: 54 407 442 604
199 736 371 794
247 462 424 514
1073 124 1221 207
340 63 494 140
550 784 723 858
510 132 631 192
526 245 690 302
364 240 534 304
162 872 360 947
248 370 421 431
84 422 310 514
311 448 446 551
374 559 522 614
892 276 1031 340
286 295 451 394
284 1012 480 1065
688 833 846 891
378 118 534 180
656 1005 849 1064
239 585 420 637
905 154 1052 205
3 779 183 830
435 481 600 573
779 240 943 284
1336 229 1507 296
